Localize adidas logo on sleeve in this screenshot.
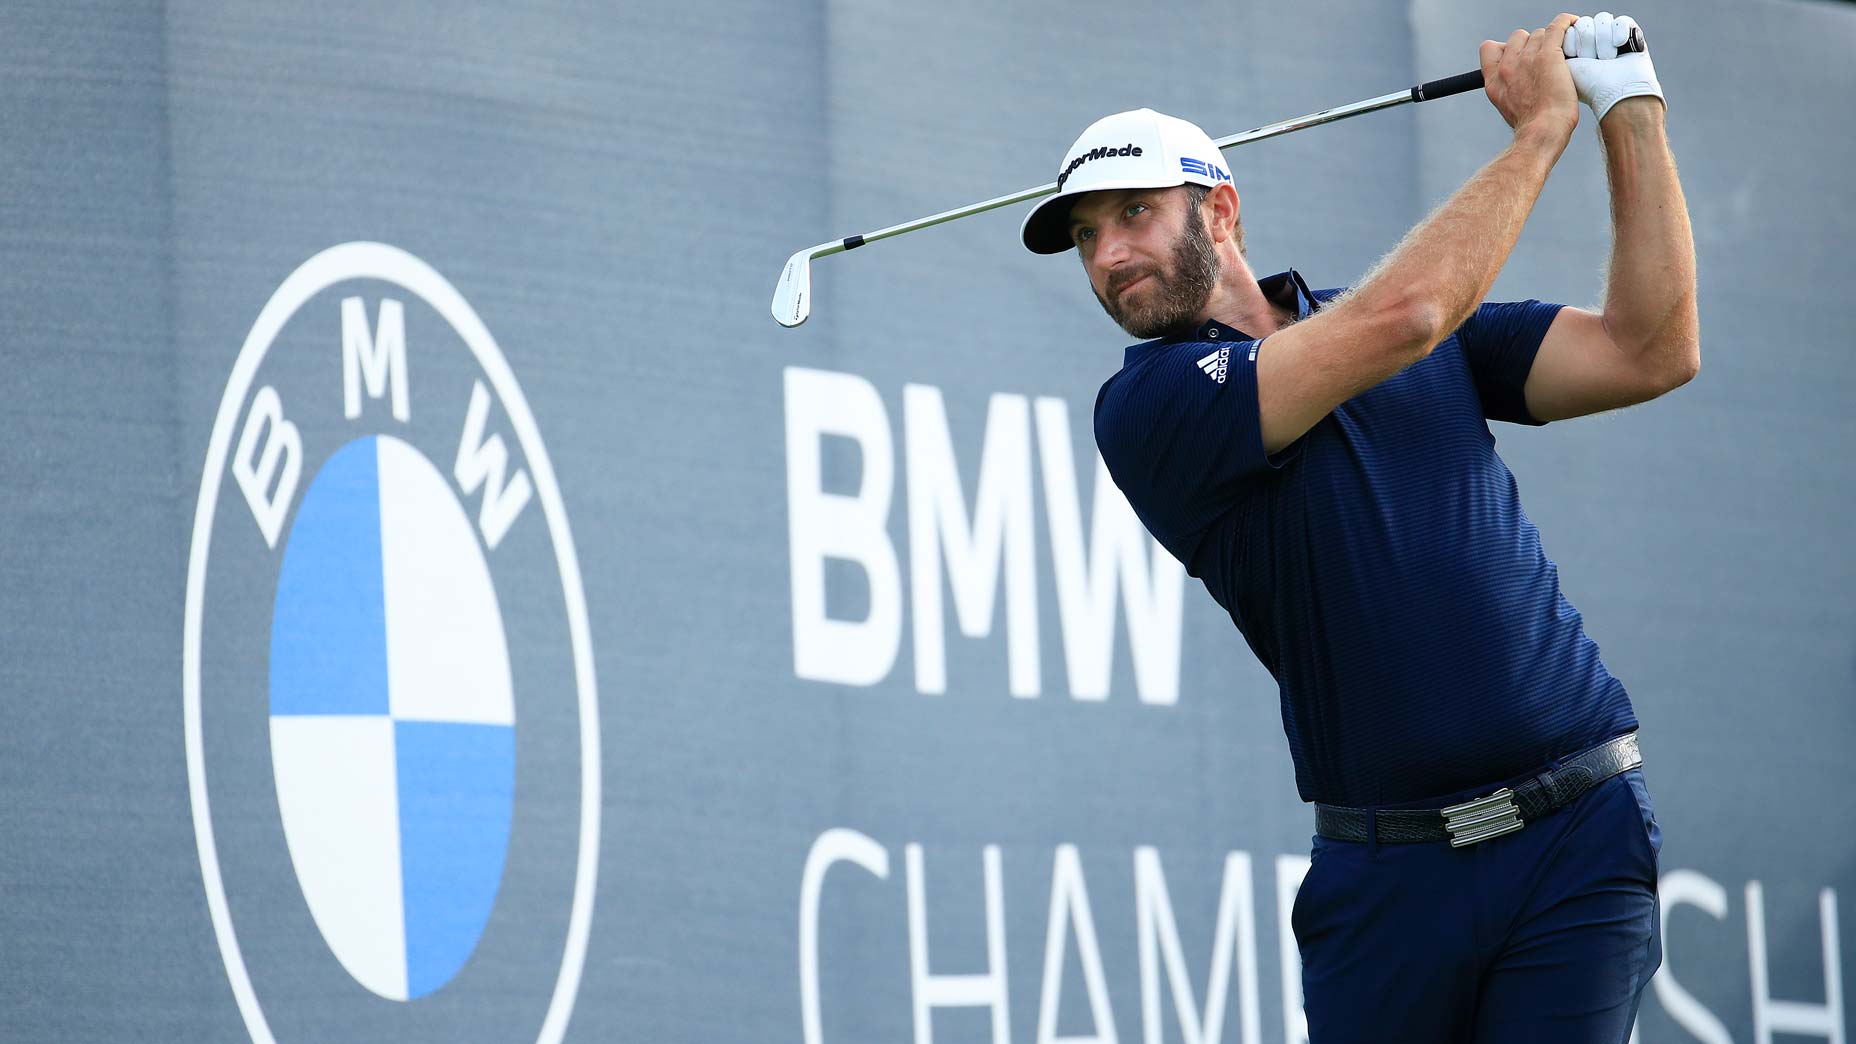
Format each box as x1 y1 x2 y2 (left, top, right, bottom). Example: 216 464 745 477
1197 345 1230 384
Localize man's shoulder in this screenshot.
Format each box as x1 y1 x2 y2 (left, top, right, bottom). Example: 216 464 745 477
1095 337 1207 421
1093 333 1260 461
1102 333 1253 389
1093 339 1177 466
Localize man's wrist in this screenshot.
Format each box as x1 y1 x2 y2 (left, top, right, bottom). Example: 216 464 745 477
1510 120 1573 165
1599 95 1667 137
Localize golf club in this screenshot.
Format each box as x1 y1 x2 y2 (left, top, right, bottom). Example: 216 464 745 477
770 28 1641 328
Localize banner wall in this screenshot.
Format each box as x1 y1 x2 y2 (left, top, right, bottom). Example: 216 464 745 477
2 2 1851 1041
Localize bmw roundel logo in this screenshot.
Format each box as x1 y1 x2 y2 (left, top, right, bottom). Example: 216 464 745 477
183 242 600 1042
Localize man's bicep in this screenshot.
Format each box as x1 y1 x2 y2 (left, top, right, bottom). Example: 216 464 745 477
1254 305 1433 453
1524 306 1672 422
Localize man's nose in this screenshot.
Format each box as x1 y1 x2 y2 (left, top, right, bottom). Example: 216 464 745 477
1093 225 1134 270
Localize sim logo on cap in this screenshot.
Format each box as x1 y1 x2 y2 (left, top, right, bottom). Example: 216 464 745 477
1179 157 1231 183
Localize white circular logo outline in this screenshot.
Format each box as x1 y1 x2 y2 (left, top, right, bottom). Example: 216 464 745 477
183 241 601 1043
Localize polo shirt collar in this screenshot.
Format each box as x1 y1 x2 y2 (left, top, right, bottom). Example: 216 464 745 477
1127 269 1320 365
1193 268 1319 343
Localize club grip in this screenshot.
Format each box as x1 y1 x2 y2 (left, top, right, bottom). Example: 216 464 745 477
1411 26 1644 103
1411 70 1485 103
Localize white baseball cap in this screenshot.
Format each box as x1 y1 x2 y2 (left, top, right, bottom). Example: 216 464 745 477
1020 108 1233 255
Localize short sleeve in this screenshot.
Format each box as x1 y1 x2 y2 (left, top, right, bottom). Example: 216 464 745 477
1092 339 1274 564
1455 299 1565 426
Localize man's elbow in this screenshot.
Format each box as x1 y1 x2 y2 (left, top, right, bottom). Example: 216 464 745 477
1664 333 1701 390
1360 292 1446 363
1672 345 1701 389
1645 335 1700 397
1651 298 1701 392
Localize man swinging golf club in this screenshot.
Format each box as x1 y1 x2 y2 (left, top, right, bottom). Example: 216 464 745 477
1022 13 1696 1042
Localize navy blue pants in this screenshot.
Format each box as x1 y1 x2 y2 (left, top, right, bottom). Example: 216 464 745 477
1293 769 1662 1043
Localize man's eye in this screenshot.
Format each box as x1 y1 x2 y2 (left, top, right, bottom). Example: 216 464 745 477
1124 203 1147 218
1073 228 1095 245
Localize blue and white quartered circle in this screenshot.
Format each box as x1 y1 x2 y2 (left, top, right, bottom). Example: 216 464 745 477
269 434 516 1001
184 243 599 1044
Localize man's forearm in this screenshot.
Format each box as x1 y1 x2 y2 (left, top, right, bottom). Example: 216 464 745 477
1352 126 1567 348
1599 99 1700 380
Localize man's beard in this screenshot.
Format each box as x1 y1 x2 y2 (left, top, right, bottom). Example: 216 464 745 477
1094 203 1221 339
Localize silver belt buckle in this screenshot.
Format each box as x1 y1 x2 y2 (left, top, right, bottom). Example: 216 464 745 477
1440 787 1525 847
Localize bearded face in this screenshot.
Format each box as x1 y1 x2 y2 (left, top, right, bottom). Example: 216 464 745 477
1093 196 1222 339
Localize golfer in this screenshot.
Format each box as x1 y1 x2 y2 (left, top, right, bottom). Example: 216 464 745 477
1020 13 1695 1042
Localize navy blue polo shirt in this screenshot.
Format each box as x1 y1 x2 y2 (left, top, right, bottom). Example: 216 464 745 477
1094 270 1636 807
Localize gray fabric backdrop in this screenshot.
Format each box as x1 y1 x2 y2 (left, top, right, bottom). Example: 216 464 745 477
2 1 1851 1041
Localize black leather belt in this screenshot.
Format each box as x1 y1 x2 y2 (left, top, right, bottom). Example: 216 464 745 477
1314 732 1642 847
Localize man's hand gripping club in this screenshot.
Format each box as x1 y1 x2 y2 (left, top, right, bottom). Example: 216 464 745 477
1248 14 1584 453
1565 12 1664 124
1479 13 1584 146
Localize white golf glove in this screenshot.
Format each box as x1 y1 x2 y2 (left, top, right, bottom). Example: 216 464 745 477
1563 13 1663 123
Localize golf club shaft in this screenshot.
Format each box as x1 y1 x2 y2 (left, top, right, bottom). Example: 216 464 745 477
817 87 1415 262
818 31 1642 259
773 29 1641 327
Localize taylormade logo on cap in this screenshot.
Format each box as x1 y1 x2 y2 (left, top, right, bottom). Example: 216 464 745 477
1020 107 1234 255
1057 143 1145 190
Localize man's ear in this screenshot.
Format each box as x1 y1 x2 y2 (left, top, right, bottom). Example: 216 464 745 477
1206 182 1241 244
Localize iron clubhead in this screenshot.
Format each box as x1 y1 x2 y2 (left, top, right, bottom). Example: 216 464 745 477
772 248 813 327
